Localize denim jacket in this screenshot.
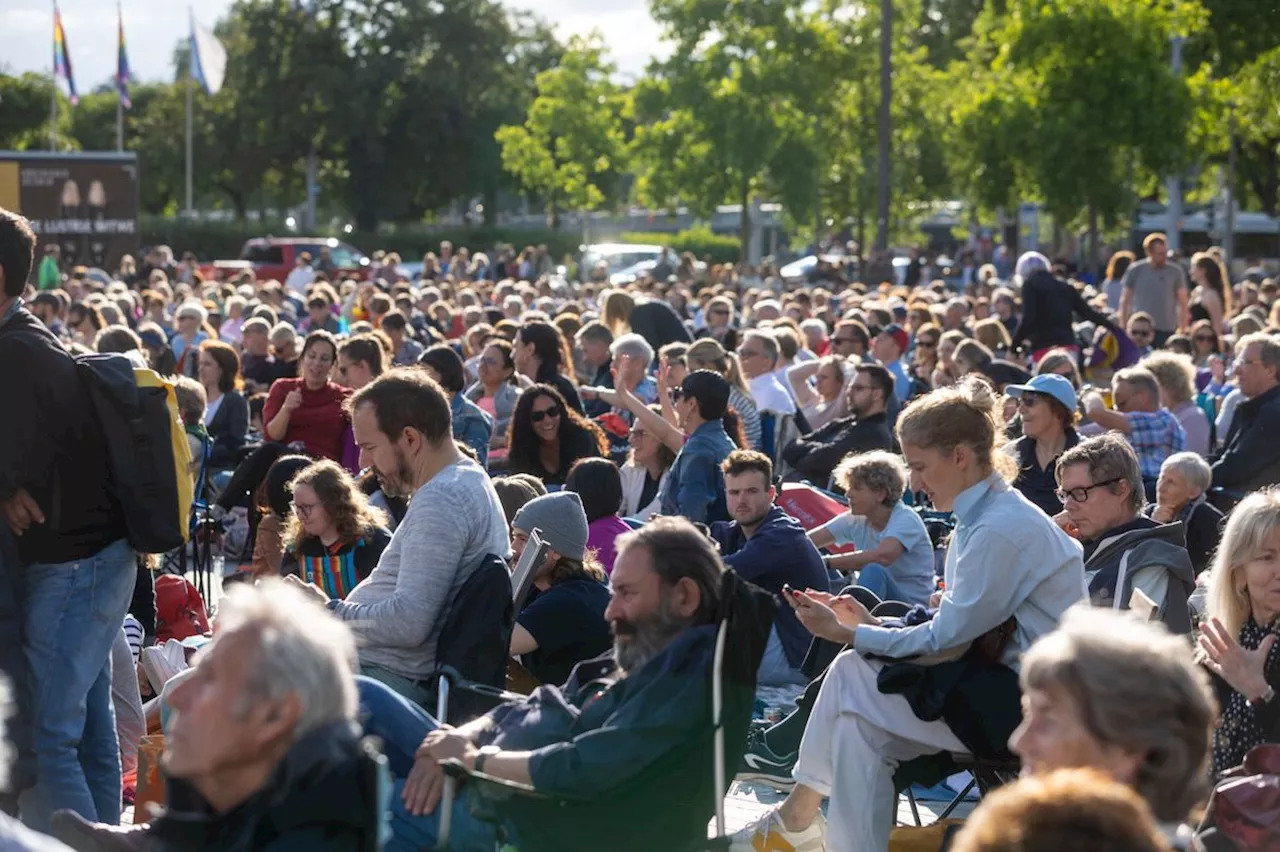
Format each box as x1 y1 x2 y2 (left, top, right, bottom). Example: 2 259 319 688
464 381 521 449
451 392 494 466
658 419 734 524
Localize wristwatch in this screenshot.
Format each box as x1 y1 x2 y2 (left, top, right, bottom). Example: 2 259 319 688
1248 685 1276 709
474 745 500 774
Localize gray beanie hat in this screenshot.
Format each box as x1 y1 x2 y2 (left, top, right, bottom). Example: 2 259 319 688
511 491 589 561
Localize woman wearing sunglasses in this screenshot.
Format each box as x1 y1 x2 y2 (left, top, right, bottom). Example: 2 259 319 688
281 459 392 600
1004 374 1081 517
506 385 608 487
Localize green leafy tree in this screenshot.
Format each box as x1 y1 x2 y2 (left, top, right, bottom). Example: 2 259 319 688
633 0 836 259
949 0 1206 258
495 34 629 228
0 72 75 151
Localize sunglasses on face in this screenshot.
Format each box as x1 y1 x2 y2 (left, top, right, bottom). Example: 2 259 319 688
1017 392 1042 409
917 339 938 349
530 406 562 424
1130 329 1153 339
1195 335 1216 343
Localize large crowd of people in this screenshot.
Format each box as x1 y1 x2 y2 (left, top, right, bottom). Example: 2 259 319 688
1 207 1278 852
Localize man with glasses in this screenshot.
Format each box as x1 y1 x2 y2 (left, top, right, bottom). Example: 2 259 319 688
1055 434 1195 634
1125 312 1157 355
1211 332 1280 497
780 364 898 488
829 320 871 361
737 330 796 417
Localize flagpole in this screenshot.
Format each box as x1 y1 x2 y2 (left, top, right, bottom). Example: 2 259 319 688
185 9 193 217
116 1 123 152
50 2 57 152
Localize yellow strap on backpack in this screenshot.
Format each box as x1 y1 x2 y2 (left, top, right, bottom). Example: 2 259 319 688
135 367 193 544
889 819 966 852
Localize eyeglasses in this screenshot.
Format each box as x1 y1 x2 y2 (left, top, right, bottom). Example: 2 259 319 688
1055 477 1123 504
1129 329 1153 340
530 406 562 423
916 339 937 349
1016 391 1043 409
479 356 501 367
292 501 318 518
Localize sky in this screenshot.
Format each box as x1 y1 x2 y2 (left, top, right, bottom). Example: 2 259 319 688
2 0 665 90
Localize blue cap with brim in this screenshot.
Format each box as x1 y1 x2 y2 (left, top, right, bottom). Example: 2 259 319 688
1005 373 1078 413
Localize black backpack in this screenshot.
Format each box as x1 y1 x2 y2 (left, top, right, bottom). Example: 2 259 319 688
76 353 189 554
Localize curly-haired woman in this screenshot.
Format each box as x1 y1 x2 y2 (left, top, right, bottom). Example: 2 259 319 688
281 459 393 600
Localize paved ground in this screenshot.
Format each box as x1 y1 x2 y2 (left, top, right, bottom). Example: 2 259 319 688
720 778 974 837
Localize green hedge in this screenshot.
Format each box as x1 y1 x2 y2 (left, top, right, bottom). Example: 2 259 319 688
615 226 742 264
137 217 742 265
138 217 585 262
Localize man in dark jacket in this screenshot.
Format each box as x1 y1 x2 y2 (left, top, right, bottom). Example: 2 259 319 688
1212 332 1280 496
0 209 135 833
51 580 381 852
358 517 747 852
711 450 828 686
781 363 897 488
1058 435 1195 634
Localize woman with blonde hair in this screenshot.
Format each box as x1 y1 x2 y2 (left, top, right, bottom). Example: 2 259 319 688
687 337 762 450
600 288 635 337
785 354 848 431
1199 487 1280 776
282 460 393 600
973 317 1012 356
735 377 1086 852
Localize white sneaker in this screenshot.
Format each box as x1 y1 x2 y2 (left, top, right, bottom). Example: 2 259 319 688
141 639 189 692
729 808 826 851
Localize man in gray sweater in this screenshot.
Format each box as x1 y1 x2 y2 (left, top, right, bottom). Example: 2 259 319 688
287 369 509 705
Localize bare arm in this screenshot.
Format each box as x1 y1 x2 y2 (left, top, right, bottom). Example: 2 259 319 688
597 385 685 454
808 527 836 550
1087 405 1132 433
266 409 292 441
786 361 821 408
1119 287 1133 327
1177 285 1190 331
827 538 906 573
509 623 538 656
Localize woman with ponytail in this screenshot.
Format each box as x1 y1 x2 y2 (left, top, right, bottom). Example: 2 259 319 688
735 376 1088 852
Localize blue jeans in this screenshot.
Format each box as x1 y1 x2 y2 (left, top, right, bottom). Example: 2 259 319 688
356 677 507 852
855 563 906 605
19 538 136 831
757 627 806 687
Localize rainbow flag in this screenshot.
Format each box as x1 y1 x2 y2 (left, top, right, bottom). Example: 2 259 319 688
116 4 131 109
53 5 78 106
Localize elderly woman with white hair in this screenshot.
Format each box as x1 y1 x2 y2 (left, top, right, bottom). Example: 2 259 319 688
1010 250 1116 365
1198 487 1280 777
1148 452 1224 576
171 299 211 377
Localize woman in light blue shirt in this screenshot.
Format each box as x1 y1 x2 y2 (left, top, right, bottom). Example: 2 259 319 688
734 376 1087 852
809 450 935 605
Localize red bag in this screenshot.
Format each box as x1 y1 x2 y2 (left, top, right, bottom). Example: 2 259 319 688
154 574 210 643
1202 744 1280 852
777 483 855 553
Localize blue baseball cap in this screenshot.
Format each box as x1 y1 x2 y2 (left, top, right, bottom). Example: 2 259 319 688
1005 373 1078 413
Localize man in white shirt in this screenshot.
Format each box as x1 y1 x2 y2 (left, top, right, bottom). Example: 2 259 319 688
737 330 797 416
284 252 315 295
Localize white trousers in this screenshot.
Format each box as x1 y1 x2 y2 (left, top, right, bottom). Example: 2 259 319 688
792 649 968 852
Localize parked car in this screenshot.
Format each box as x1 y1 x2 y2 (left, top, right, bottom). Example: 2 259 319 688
198 237 371 283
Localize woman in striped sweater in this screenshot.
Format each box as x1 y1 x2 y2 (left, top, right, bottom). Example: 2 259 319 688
281 459 392 600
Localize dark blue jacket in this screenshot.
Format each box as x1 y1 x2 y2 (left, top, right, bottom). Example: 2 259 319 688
659 420 734 524
711 506 829 668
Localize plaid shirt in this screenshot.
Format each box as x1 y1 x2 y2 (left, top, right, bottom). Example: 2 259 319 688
1125 408 1186 480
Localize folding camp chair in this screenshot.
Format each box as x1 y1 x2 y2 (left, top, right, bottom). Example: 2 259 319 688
436 569 777 851
431 530 550 844
160 432 218 601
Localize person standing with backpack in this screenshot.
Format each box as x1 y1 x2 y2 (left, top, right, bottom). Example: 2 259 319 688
0 208 135 833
